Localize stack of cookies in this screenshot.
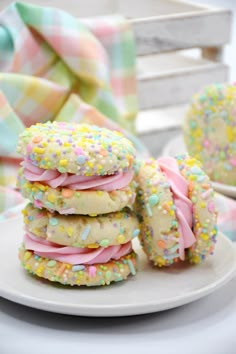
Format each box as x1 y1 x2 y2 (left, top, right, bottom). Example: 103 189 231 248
17 122 139 286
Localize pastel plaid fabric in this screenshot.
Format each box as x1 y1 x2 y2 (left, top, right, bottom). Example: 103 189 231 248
0 1 150 215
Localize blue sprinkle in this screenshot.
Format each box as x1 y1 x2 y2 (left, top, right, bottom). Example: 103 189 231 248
146 203 153 217
72 265 85 272
77 155 86 164
190 121 197 129
224 164 232 171
197 175 205 182
132 229 140 238
81 225 91 240
191 166 202 175
127 260 136 275
49 217 58 226
35 191 43 200
169 244 179 253
163 252 179 260
28 216 34 221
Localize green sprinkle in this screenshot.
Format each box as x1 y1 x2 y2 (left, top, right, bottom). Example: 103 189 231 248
47 260 57 268
58 167 66 173
105 271 112 279
127 260 136 275
191 196 197 204
100 239 110 247
148 194 160 206
49 218 58 226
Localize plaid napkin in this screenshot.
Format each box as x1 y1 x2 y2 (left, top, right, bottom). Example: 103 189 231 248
0 1 149 215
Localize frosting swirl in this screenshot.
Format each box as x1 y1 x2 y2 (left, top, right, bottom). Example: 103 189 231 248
22 159 134 191
23 232 132 265
158 157 196 260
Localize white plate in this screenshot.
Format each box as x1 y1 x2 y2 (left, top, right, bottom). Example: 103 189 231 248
0 216 236 317
162 135 236 199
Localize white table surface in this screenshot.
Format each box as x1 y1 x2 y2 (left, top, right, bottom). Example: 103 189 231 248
0 277 236 354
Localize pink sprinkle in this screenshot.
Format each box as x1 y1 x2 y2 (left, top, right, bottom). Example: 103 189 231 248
34 200 42 209
201 189 212 200
35 213 45 219
203 140 210 148
207 201 215 213
26 144 33 153
75 147 84 155
89 266 97 278
59 208 76 214
229 158 236 167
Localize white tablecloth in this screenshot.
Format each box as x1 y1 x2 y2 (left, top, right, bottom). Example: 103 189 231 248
1 277 236 354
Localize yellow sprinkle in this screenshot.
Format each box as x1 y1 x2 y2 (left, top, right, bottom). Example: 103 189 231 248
200 202 206 208
35 183 47 191
59 225 65 232
24 251 32 261
33 147 45 154
201 233 209 241
21 209 27 216
117 234 126 244
96 191 103 196
88 243 99 249
47 194 56 203
226 126 234 142
59 159 68 166
67 227 74 237
155 256 166 267
24 217 29 224
63 142 70 147
191 255 201 264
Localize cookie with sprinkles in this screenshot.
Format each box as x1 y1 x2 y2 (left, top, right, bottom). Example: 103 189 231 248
19 244 137 287
17 122 136 175
17 122 136 215
135 155 217 267
183 83 236 185
23 203 140 248
17 122 138 286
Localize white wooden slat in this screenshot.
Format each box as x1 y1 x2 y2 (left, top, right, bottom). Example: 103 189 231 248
137 52 228 109
137 104 187 135
132 9 231 56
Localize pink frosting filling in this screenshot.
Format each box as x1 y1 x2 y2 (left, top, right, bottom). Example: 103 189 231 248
22 160 133 191
158 157 196 260
24 232 132 265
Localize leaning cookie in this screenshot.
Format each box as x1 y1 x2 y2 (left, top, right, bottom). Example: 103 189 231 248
23 203 140 248
135 155 217 266
17 122 136 215
19 239 137 286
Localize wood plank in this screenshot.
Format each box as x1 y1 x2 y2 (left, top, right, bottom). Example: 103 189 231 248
137 52 228 109
137 104 187 135
132 10 231 56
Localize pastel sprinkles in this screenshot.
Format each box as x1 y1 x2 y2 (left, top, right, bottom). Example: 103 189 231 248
135 155 217 267
17 122 136 175
17 122 138 286
183 83 236 185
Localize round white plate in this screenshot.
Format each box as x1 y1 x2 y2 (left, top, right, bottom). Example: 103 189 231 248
1 216 236 317
162 135 236 198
